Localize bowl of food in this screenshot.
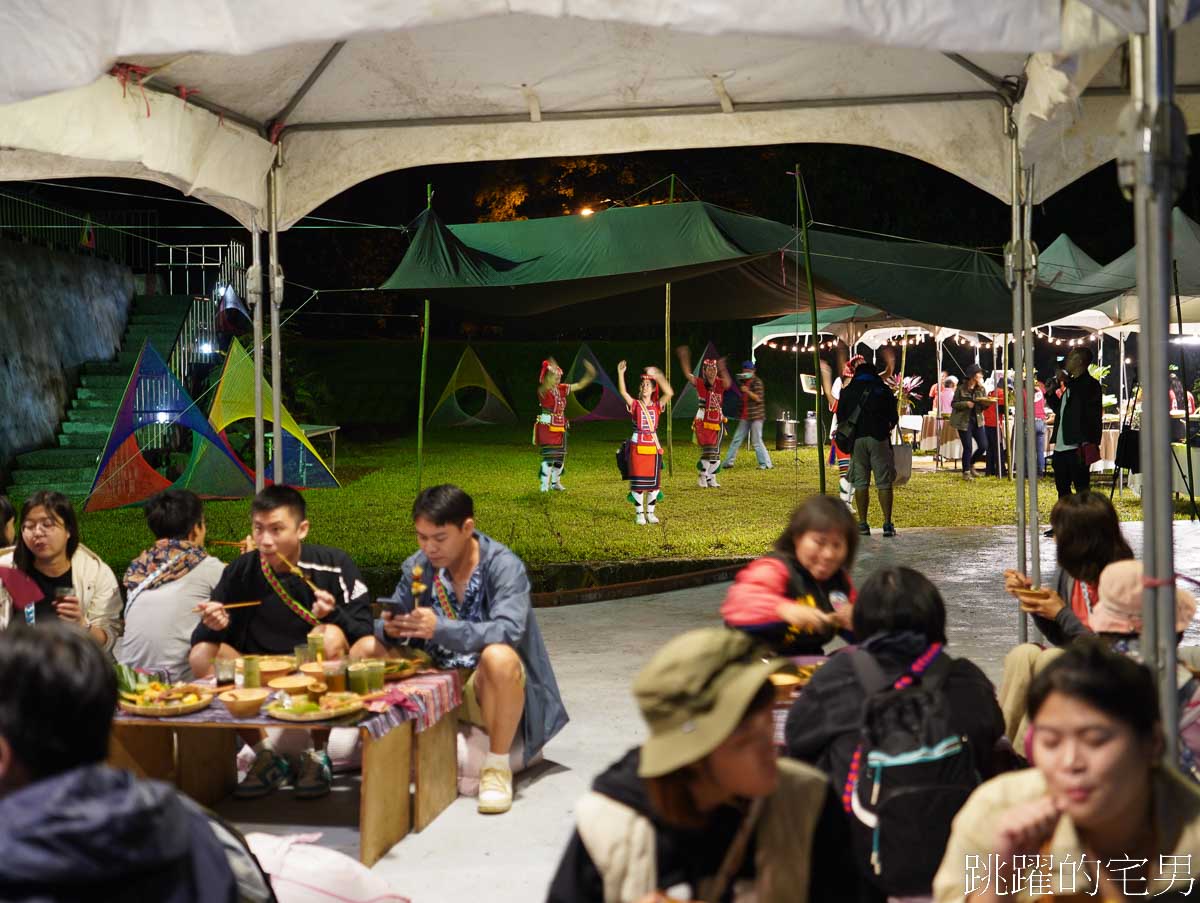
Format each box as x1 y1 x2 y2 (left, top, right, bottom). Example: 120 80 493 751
257 658 295 682
268 674 312 693
218 688 270 718
299 662 326 681
305 680 329 703
768 672 803 702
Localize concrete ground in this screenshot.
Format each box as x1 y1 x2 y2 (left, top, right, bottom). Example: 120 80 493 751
223 521 1200 903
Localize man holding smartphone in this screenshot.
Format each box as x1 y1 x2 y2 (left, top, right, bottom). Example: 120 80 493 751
351 484 567 816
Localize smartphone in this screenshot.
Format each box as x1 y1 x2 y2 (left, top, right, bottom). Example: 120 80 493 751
379 598 406 616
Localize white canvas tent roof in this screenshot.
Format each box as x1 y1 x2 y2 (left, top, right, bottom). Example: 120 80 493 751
2 1 1198 229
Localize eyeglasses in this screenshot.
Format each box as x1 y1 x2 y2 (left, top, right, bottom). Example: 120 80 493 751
21 519 63 535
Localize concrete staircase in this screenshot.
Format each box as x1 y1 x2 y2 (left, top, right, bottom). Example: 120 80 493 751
6 296 193 502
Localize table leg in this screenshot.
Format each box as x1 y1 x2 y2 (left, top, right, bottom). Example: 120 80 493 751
331 433 337 474
109 723 175 782
359 722 413 866
413 707 459 832
176 727 238 807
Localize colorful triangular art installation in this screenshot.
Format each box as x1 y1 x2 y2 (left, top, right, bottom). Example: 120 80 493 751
84 340 254 511
672 340 721 420
563 343 627 422
206 338 339 488
427 346 517 427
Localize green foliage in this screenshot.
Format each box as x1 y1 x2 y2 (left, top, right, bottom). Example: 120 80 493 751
76 425 1182 596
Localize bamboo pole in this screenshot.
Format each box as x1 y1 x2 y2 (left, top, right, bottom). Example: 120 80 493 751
665 175 676 477
796 167 826 493
416 184 433 492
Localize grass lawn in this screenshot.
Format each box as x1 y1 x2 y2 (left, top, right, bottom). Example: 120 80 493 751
75 423 1188 591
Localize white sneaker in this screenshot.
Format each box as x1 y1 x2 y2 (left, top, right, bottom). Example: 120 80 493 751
709 474 721 488
697 473 708 488
636 512 647 525
478 764 513 814
551 481 566 491
645 511 659 524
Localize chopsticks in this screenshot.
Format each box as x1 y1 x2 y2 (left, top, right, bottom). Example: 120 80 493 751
193 600 262 613
208 540 246 548
275 550 323 596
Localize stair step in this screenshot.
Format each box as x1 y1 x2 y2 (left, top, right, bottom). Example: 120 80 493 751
66 408 116 425
80 361 131 377
10 466 95 486
75 387 123 403
16 448 101 469
61 420 111 435
71 397 120 411
56 433 107 449
79 373 128 389
7 483 96 500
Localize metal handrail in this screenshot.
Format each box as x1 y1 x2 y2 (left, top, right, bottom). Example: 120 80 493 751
0 188 157 269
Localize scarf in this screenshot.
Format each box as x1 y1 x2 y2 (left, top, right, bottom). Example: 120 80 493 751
123 539 208 595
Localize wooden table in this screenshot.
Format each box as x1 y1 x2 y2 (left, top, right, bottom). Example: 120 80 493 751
110 692 459 866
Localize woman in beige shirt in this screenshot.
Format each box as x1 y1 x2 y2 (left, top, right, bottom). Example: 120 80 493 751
935 640 1200 902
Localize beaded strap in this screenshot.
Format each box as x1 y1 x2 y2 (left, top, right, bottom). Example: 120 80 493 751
259 554 319 626
841 642 944 813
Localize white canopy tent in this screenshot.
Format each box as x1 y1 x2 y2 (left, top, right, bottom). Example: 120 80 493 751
0 0 1193 736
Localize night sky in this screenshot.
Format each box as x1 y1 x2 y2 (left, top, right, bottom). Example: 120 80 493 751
10 136 1200 344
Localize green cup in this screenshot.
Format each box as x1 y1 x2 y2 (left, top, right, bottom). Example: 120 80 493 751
294 643 313 666
365 659 386 692
347 662 369 695
242 656 261 689
307 631 325 662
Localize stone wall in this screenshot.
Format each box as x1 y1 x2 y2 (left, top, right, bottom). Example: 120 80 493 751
0 239 132 472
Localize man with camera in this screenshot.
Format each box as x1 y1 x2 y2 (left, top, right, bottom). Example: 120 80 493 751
722 360 773 471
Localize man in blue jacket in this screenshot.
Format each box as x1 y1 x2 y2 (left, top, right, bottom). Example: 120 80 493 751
0 623 241 903
352 484 568 815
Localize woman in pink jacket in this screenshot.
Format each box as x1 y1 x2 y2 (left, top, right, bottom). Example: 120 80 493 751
721 495 858 655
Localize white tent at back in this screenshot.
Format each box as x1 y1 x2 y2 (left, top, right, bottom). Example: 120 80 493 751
1 0 1198 229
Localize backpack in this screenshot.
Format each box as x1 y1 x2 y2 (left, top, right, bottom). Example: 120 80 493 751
844 645 980 897
832 381 870 454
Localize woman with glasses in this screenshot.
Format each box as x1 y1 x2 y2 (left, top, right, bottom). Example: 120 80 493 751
0 491 122 653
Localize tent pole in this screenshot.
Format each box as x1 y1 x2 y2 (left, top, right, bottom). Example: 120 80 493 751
1007 114 1028 644
1022 168 1041 591
796 166 826 494
1128 18 1179 757
249 225 266 492
665 174 675 478
417 183 433 492
1175 261 1198 519
268 147 284 485
1002 333 1011 480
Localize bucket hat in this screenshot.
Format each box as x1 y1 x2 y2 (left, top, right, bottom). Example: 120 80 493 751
633 628 785 778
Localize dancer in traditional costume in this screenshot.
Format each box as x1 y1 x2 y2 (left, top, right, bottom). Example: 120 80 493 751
616 361 674 525
675 346 731 488
534 357 596 492
821 353 864 508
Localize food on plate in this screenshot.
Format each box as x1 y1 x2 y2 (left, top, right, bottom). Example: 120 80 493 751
119 682 210 708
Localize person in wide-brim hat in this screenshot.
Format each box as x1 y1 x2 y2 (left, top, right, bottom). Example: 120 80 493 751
547 628 859 903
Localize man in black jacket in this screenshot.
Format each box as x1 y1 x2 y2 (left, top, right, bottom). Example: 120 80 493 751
1046 346 1103 501
0 624 241 903
837 362 900 537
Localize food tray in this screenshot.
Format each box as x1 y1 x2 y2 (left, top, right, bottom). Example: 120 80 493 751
119 694 214 717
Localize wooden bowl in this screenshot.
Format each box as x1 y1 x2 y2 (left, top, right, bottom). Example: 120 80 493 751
299 662 326 680
306 680 329 702
268 674 313 694
219 688 270 718
258 658 295 682
769 672 803 702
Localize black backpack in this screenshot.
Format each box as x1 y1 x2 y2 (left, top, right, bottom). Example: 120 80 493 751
844 647 980 897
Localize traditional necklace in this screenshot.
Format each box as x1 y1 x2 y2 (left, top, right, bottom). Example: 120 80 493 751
259 554 319 626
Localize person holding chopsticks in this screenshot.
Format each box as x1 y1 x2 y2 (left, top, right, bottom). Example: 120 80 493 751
188 485 373 801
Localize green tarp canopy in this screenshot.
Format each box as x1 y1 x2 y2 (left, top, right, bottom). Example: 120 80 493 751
380 201 1126 333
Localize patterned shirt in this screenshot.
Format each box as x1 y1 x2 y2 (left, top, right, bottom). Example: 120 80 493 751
426 566 485 670
743 376 766 421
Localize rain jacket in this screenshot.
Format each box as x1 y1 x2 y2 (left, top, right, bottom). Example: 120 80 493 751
0 764 238 903
384 530 568 764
